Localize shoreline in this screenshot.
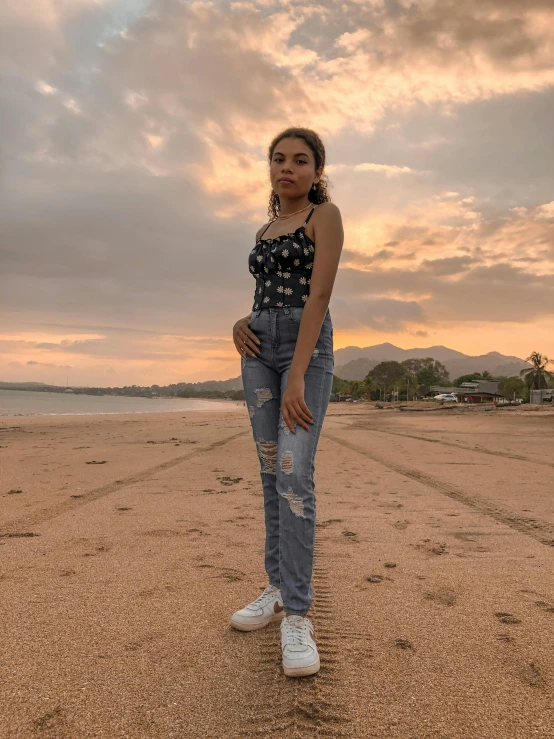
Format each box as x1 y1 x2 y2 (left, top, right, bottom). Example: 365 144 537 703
0 390 244 419
0 405 244 418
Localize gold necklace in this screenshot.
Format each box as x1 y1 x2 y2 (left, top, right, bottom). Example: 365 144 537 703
276 203 312 220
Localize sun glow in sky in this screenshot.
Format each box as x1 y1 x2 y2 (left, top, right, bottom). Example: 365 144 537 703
1 0 554 386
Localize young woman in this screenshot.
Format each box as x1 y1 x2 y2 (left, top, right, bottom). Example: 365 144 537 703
229 127 343 678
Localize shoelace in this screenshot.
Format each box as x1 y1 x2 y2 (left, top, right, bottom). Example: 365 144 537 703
249 585 280 609
282 615 311 649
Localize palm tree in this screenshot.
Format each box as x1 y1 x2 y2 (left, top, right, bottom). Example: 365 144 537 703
519 352 554 389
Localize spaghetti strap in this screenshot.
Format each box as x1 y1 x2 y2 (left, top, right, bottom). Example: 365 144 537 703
259 221 273 239
302 205 318 226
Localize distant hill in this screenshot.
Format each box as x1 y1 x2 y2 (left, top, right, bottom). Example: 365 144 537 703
334 342 467 366
333 344 530 381
0 381 49 389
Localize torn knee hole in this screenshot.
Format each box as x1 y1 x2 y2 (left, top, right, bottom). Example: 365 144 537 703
255 387 273 407
257 439 277 474
281 486 305 518
280 450 294 475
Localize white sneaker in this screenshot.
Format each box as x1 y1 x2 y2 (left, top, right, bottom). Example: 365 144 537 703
280 615 320 677
230 585 285 631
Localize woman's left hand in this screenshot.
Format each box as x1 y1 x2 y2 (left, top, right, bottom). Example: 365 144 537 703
281 376 314 433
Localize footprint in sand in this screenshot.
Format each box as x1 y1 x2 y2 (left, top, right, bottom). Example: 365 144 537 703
206 567 245 582
124 633 159 651
318 518 344 529
33 707 65 733
366 575 384 584
83 545 110 557
395 638 414 650
392 519 410 530
186 528 211 536
424 587 457 607
518 662 545 688
414 539 449 556
494 612 521 625
137 588 156 598
342 530 359 541
356 573 394 590
534 600 554 613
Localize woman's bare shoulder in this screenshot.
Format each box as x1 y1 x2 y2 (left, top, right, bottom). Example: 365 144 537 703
312 202 342 232
315 201 342 218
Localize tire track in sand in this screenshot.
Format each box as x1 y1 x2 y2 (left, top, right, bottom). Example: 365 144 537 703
338 421 554 470
0 430 249 533
323 432 554 548
243 525 354 737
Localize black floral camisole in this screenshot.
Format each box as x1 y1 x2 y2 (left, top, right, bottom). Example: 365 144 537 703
248 205 318 310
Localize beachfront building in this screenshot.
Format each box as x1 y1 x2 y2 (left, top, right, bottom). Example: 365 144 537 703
330 393 353 402
422 380 501 404
530 389 554 404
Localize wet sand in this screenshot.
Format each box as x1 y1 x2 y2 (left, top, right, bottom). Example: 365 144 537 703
1 403 554 738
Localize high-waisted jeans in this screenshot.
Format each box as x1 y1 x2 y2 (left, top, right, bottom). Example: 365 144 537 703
240 306 334 615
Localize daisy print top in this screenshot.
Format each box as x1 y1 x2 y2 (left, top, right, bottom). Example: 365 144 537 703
248 205 318 310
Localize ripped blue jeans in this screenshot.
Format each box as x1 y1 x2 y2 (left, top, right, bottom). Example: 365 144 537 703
241 306 334 616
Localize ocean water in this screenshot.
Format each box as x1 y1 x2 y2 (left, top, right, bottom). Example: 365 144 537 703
0 389 244 417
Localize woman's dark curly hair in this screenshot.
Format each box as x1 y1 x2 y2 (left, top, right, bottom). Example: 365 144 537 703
267 127 331 221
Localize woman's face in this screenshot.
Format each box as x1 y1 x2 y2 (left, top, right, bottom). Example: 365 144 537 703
269 137 319 198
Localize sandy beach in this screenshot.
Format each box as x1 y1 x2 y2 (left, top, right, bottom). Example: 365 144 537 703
1 402 554 738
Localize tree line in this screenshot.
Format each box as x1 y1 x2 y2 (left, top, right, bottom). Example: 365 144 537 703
332 351 554 402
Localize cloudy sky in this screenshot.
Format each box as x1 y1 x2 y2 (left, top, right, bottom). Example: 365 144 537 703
2 0 554 387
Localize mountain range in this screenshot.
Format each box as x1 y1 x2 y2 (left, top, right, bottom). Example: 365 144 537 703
333 343 530 382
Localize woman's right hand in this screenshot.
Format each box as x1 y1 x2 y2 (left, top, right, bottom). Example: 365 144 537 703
233 315 261 358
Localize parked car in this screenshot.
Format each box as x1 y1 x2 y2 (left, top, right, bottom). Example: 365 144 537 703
433 393 458 402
